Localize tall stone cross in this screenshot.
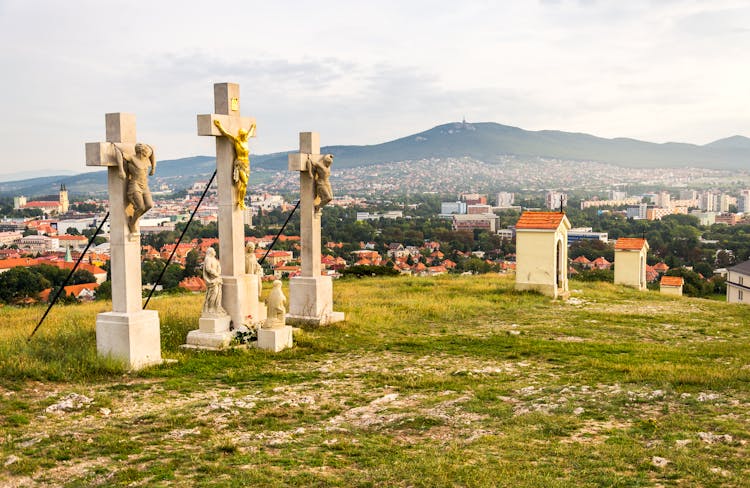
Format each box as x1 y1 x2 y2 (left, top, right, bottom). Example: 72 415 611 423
85 113 162 369
194 83 262 331
287 132 345 325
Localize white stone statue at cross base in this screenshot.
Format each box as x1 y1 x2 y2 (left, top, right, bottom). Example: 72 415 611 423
258 280 293 352
245 242 263 299
202 247 226 317
263 280 286 329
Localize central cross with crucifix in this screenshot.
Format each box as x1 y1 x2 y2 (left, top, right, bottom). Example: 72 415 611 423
85 113 162 369
286 132 345 325
190 84 264 341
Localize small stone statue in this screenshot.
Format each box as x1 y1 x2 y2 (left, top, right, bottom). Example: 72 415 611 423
202 247 226 316
213 119 256 210
308 154 334 212
245 242 263 298
263 280 286 329
114 142 155 234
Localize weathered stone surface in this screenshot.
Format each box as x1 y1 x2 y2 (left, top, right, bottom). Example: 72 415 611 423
257 326 293 352
96 310 162 369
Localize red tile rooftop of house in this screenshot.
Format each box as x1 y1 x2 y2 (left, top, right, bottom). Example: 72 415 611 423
660 276 684 286
515 212 565 229
615 238 647 250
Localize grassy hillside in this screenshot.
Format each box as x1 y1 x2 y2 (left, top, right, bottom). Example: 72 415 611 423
1 275 749 487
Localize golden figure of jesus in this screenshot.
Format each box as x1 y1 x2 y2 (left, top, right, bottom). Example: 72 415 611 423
213 119 256 209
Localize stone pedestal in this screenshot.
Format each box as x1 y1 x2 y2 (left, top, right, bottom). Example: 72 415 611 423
184 315 234 350
96 310 162 369
257 326 293 352
246 277 267 326
287 276 345 326
220 274 266 328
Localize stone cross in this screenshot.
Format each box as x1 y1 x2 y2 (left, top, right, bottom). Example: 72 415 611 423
286 132 345 325
194 83 262 330
85 113 162 369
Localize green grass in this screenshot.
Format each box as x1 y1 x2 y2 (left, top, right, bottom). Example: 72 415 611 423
1 274 749 486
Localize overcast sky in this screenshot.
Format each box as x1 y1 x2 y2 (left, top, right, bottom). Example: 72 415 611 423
0 0 748 175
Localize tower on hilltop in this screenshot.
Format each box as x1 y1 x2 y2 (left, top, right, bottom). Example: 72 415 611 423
59 183 69 213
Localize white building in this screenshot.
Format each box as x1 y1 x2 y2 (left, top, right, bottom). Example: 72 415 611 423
13 196 27 209
57 217 108 235
441 201 467 215
515 211 571 299
568 227 608 244
700 192 715 212
545 191 568 210
0 231 22 246
739 189 750 214
689 211 717 226
356 211 403 221
679 190 698 201
15 235 59 252
496 192 514 208
614 238 649 290
452 213 499 232
727 260 750 304
654 191 671 209
626 204 648 220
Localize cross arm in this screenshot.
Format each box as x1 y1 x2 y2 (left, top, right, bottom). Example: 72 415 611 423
197 114 256 137
85 142 137 167
288 152 327 172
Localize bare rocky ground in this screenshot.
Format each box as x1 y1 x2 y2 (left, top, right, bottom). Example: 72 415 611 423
3 348 749 487
2 277 749 486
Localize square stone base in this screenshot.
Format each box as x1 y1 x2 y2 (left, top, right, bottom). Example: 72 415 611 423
515 282 569 300
96 310 162 370
286 311 345 326
257 326 294 352
183 315 234 350
221 275 267 328
287 275 345 325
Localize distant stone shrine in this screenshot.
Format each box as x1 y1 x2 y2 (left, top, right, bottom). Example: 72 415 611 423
514 211 571 299
614 237 649 290
286 132 345 325
185 83 266 350
85 113 162 369
660 276 684 296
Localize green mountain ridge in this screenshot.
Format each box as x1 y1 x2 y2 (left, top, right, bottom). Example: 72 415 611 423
235 122 750 171
2 122 747 196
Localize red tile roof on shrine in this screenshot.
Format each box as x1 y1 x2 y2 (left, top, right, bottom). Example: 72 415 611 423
515 212 566 230
615 238 647 250
660 276 684 287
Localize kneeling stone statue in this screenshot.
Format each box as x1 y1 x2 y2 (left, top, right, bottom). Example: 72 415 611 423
263 280 286 329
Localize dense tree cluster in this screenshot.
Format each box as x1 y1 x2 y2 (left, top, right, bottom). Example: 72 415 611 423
0 265 96 304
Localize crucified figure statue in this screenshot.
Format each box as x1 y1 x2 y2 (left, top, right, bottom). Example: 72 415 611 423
114 142 156 234
307 153 334 212
213 119 256 210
